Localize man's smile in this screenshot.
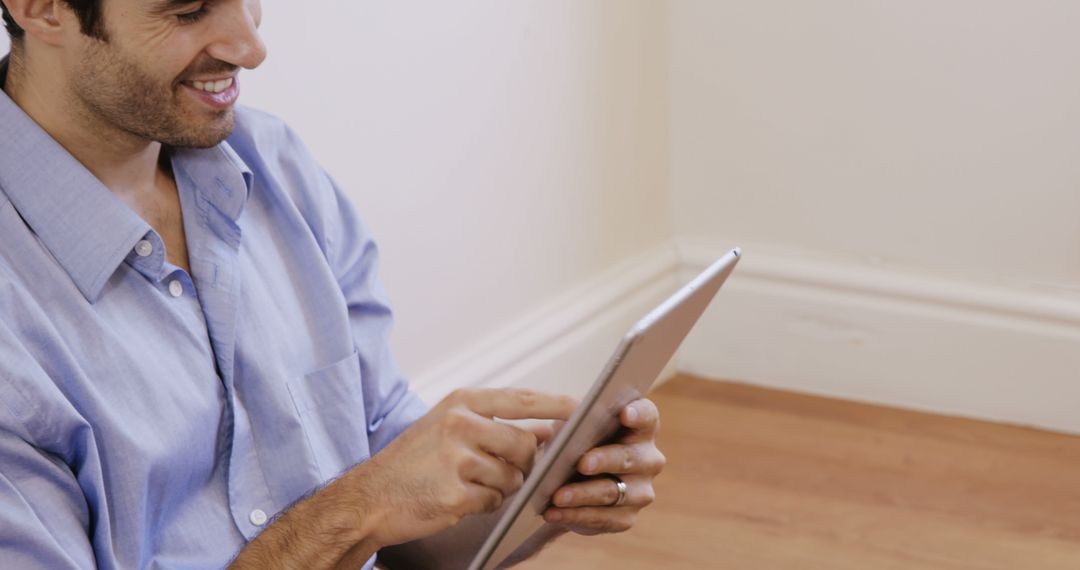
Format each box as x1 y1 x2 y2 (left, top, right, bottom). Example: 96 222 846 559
181 76 240 110
190 77 235 93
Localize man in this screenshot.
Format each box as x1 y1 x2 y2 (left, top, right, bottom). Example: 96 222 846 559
0 0 665 568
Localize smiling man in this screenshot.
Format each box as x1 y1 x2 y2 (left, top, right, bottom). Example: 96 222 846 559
0 1 665 569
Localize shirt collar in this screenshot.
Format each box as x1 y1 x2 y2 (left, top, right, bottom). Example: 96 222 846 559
0 55 253 303
170 141 254 226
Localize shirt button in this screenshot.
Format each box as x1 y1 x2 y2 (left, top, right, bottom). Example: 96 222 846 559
249 509 268 526
168 280 183 298
134 240 153 257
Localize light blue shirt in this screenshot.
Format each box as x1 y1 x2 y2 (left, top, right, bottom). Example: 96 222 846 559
0 59 427 569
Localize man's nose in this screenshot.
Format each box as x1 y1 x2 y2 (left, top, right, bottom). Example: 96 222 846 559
206 0 268 71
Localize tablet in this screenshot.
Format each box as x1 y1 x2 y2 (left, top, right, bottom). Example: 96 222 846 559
466 248 742 570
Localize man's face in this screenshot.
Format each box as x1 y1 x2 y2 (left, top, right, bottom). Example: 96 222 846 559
67 0 266 149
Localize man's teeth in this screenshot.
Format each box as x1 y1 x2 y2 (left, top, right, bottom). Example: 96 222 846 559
191 77 235 94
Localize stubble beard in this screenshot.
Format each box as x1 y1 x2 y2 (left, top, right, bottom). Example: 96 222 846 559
70 40 236 150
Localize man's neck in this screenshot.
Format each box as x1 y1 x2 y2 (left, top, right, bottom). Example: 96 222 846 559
3 54 165 202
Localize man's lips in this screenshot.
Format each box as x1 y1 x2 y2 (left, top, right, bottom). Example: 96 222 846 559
181 76 240 110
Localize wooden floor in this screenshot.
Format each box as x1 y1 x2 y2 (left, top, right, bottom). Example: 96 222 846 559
517 375 1080 569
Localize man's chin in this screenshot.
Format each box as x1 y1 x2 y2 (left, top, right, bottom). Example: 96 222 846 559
163 112 236 149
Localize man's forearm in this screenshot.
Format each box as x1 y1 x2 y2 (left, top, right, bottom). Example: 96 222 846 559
229 471 382 569
230 387 583 569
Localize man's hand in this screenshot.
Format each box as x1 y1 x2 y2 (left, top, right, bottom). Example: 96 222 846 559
231 388 576 569
542 398 665 535
351 388 577 549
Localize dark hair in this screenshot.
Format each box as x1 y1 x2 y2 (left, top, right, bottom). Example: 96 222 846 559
2 0 107 42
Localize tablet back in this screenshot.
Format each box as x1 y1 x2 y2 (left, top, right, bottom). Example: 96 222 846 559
468 248 742 570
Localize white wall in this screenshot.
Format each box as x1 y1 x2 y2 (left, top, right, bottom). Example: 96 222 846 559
669 0 1080 432
670 0 1080 289
241 1 672 385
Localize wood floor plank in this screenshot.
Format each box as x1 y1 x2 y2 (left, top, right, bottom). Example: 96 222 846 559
515 376 1080 569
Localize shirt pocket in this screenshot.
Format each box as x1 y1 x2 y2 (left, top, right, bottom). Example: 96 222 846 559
286 350 373 481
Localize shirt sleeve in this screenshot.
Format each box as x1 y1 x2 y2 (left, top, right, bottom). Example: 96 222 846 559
0 323 96 569
319 174 429 454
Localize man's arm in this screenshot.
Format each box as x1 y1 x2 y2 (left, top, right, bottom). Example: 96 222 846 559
227 466 382 568
229 388 577 569
0 426 97 569
0 317 98 569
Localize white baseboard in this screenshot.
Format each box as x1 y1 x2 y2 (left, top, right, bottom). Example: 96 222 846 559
412 237 1080 435
676 237 1080 434
410 244 683 405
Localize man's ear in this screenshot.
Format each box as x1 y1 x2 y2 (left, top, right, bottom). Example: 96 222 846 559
4 0 73 47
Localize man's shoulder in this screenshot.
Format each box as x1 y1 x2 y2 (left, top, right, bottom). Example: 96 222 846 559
229 105 292 143
226 106 306 166
223 107 343 246
224 106 329 190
